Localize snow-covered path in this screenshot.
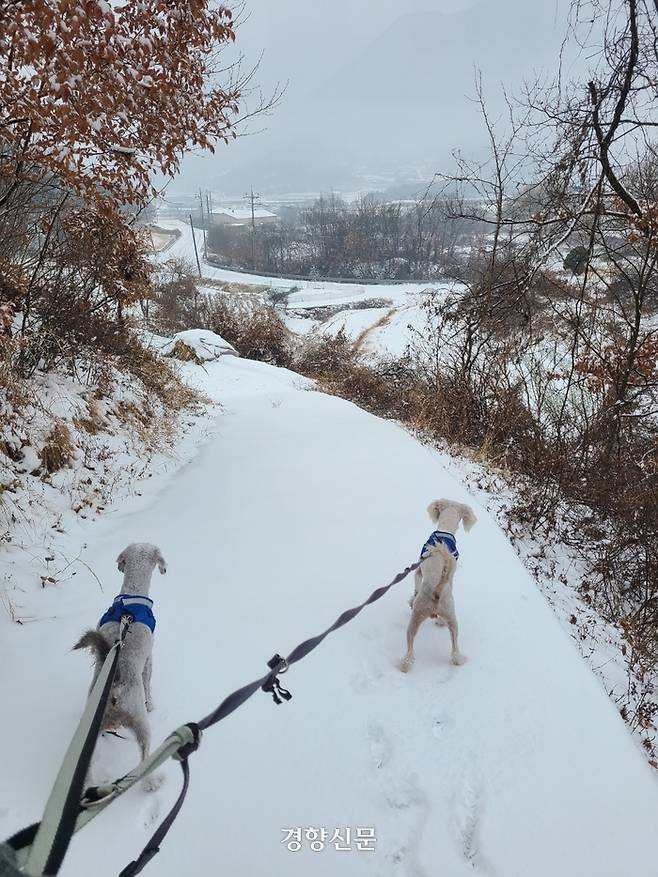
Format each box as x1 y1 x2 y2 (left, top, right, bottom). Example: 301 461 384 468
2 357 657 877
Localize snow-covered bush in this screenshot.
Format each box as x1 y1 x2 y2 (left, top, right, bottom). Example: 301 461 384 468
195 295 292 367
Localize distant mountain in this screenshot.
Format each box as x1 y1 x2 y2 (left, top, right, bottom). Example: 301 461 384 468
179 0 571 196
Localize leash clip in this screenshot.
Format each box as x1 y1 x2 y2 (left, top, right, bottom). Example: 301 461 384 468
80 782 121 809
118 613 133 646
262 653 292 705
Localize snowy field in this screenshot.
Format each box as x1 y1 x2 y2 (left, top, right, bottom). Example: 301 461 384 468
1 353 657 877
153 218 463 359
313 302 431 358
154 218 438 297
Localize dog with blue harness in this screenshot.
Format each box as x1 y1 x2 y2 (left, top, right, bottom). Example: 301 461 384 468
400 499 477 673
74 543 167 791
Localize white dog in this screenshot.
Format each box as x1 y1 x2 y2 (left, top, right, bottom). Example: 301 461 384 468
74 543 166 787
400 499 476 672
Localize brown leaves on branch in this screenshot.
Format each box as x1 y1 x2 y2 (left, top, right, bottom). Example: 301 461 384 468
575 336 658 395
0 0 241 210
58 208 154 310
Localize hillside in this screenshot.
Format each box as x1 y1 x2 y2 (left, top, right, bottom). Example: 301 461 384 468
1 353 657 877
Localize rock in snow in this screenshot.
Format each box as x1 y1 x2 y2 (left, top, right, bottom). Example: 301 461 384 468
161 329 238 363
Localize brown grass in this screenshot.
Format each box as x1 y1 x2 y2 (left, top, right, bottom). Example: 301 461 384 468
165 340 203 364
74 398 107 435
196 295 292 366
117 335 201 410
40 420 74 473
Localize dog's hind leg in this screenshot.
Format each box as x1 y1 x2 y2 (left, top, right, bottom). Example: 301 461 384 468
446 615 466 666
439 593 466 666
399 608 427 673
125 708 162 792
143 656 153 712
133 710 150 761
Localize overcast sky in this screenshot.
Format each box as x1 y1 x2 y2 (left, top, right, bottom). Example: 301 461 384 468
230 0 480 96
176 0 568 196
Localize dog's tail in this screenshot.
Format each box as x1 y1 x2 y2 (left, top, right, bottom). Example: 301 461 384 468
74 630 111 665
428 543 457 602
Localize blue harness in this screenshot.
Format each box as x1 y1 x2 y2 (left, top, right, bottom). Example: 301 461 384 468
420 530 459 560
99 594 156 633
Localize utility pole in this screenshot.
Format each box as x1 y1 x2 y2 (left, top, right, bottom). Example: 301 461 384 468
206 192 213 258
243 185 260 270
198 189 207 258
189 214 202 278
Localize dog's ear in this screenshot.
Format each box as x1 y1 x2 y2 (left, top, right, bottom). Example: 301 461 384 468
153 547 167 575
116 549 127 573
459 503 477 532
427 499 449 522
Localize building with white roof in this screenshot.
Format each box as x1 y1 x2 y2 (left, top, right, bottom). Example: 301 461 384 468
210 205 278 227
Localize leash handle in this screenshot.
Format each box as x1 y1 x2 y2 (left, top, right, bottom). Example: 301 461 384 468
118 725 200 877
20 637 124 876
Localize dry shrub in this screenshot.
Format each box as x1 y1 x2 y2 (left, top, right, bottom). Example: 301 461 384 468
196 295 291 366
116 334 200 411
40 421 74 473
105 334 205 449
0 441 24 463
293 330 539 472
294 332 421 427
74 398 107 435
165 340 203 365
151 260 201 335
114 400 153 434
294 330 354 377
408 369 541 469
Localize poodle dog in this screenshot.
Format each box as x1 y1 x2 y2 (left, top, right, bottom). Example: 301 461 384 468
400 499 476 673
74 543 166 787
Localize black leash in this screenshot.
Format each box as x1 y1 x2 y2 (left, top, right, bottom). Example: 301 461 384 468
6 560 421 877
196 558 422 732
120 558 422 877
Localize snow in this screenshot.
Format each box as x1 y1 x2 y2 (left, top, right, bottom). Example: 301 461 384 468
365 305 427 358
318 307 393 341
1 354 657 877
281 314 321 335
211 206 278 221
159 329 237 361
316 303 429 358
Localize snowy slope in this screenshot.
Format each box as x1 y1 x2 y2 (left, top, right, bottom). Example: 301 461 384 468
1 356 657 877
317 302 430 358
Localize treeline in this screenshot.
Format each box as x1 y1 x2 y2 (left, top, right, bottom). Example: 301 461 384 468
207 193 480 280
